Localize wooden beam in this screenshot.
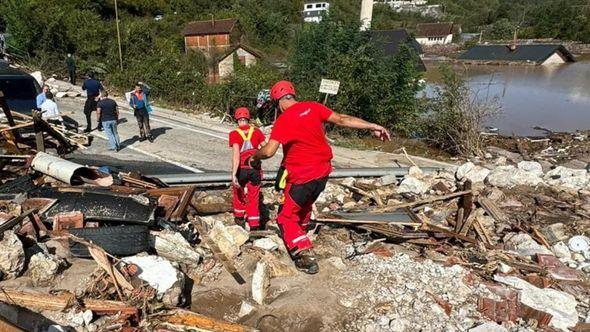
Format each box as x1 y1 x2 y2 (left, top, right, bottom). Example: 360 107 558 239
375 190 473 212
159 309 257 332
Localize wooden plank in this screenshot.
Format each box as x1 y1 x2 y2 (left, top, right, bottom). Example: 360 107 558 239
316 217 421 227
478 197 508 223
160 309 257 332
422 222 494 249
339 183 383 207
0 122 34 132
473 219 493 246
460 180 474 222
375 190 473 212
459 214 476 236
454 208 464 233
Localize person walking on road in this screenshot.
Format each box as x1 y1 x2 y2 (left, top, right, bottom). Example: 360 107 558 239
129 82 153 142
96 91 120 151
36 85 49 108
65 53 76 85
248 80 391 274
229 107 266 230
81 72 103 132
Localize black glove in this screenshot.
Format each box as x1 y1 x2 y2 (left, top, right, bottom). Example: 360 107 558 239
245 156 261 169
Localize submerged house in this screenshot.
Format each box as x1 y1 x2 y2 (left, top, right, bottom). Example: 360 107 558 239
370 29 426 71
459 44 576 65
415 22 460 45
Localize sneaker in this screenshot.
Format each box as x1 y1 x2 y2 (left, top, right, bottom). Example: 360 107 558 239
139 136 147 142
148 136 154 143
293 249 319 274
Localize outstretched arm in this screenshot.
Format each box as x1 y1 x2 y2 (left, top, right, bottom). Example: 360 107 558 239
231 144 241 187
251 139 280 162
327 112 391 141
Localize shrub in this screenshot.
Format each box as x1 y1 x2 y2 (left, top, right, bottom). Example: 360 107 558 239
421 65 502 156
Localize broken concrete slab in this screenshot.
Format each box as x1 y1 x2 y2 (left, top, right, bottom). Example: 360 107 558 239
486 166 543 188
253 237 278 251
456 162 490 183
0 230 25 279
251 261 270 305
149 230 202 269
544 166 589 190
517 161 544 177
238 301 255 319
503 233 552 257
397 177 429 196
469 322 507 332
28 251 65 286
208 220 249 259
494 275 578 332
122 255 185 307
551 241 571 259
456 162 475 180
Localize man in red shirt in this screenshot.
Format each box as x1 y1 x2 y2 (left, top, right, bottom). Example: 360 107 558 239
248 81 390 274
229 107 266 230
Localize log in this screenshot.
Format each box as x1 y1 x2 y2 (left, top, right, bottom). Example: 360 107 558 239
160 309 258 332
375 190 473 212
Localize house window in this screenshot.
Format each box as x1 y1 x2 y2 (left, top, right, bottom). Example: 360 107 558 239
316 3 322 8
306 4 313 9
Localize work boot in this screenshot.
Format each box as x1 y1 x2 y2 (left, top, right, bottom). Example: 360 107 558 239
293 249 319 274
234 217 245 228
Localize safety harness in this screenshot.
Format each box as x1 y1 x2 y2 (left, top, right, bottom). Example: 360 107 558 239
236 127 254 153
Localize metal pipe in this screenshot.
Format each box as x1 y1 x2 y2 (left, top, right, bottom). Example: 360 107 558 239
148 167 443 185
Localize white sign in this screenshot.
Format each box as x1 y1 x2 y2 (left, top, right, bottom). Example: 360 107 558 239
319 79 340 95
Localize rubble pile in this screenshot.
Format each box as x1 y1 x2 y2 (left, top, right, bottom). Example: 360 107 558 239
0 143 589 330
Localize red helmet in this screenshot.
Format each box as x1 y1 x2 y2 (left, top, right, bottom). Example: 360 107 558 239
270 80 296 101
234 107 250 120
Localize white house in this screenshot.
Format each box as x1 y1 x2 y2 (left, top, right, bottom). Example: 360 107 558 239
415 22 459 45
303 2 330 23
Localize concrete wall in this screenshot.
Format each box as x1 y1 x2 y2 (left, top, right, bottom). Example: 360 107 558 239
218 55 234 78
416 34 452 45
542 52 566 65
218 48 258 80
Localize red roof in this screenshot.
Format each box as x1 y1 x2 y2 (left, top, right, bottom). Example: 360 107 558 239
182 18 238 36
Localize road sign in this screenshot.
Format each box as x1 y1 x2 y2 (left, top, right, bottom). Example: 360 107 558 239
319 79 340 95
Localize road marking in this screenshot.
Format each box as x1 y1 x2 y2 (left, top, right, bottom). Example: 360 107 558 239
91 132 204 174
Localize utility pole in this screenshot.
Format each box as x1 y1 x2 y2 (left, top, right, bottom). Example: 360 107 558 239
114 0 123 70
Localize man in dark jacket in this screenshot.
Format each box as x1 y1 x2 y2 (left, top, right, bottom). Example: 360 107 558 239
82 72 103 132
65 53 76 85
129 82 153 142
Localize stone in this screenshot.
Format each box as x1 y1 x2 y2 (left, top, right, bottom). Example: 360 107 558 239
397 177 429 196
486 166 543 188
380 174 398 186
494 156 508 166
208 221 249 258
486 146 522 163
66 91 80 98
469 322 508 332
253 238 278 251
456 162 475 180
0 231 25 279
326 256 347 270
551 242 571 259
540 223 568 243
238 301 255 318
464 166 491 184
252 261 270 305
497 262 513 274
28 251 64 286
50 88 59 95
544 166 589 190
342 201 356 209
494 275 578 331
149 230 202 269
55 91 67 98
30 71 43 86
484 152 493 159
82 310 93 326
341 177 356 187
518 161 544 177
504 233 552 257
122 255 185 307
408 166 423 177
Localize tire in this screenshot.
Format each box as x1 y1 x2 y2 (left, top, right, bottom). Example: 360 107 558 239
69 225 150 258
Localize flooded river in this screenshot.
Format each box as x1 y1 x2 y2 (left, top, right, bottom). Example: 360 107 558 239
425 59 590 136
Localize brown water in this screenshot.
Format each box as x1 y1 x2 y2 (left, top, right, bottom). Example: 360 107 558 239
425 60 590 136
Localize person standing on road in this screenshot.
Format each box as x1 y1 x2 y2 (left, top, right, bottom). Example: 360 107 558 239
129 82 153 142
96 91 120 151
248 80 391 274
229 107 266 230
65 53 76 85
81 72 104 132
36 85 49 108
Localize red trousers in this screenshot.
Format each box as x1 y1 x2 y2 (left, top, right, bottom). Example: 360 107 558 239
232 168 261 228
277 177 328 255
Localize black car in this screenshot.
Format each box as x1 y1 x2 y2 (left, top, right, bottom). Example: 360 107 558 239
0 64 40 114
